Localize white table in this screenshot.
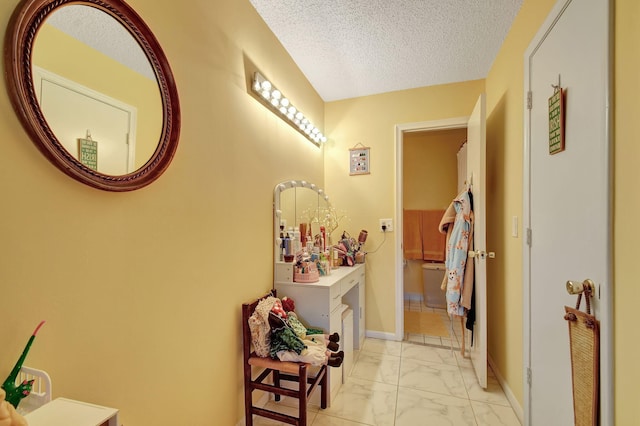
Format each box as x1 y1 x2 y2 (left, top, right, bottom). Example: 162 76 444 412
24 398 119 426
275 263 365 402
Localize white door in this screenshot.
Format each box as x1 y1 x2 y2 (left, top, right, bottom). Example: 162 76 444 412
524 0 611 425
33 67 136 175
466 94 487 389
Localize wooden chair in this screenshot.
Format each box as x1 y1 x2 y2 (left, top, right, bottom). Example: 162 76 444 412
242 290 328 426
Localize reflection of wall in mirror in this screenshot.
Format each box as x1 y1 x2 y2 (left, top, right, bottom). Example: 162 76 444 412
279 187 296 231
32 23 162 171
280 187 323 235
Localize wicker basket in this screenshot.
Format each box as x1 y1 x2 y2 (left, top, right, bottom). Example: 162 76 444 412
294 270 320 283
294 262 320 283
564 302 600 426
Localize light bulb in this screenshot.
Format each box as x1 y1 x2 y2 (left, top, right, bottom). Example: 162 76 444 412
272 90 281 100
261 80 272 91
280 98 289 107
261 90 270 99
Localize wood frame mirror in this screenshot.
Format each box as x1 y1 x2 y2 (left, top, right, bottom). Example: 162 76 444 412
4 0 181 191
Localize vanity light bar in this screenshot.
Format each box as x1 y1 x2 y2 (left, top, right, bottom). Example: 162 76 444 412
252 72 327 145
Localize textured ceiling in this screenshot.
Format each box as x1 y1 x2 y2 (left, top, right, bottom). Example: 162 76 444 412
47 6 155 81
250 0 523 101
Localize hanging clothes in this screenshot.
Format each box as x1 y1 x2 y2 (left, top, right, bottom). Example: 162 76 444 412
438 189 475 316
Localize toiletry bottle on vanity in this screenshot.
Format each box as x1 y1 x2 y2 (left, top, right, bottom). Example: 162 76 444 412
279 225 285 261
292 228 301 255
320 226 326 252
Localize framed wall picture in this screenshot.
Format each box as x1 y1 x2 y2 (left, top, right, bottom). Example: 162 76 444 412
349 145 370 175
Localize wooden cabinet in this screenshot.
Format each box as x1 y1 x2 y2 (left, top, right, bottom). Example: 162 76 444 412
274 263 365 402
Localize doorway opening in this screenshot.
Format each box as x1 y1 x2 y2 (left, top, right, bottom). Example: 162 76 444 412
393 117 469 345
401 127 467 348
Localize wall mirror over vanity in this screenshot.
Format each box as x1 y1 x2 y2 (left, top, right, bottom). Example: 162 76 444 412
4 0 181 191
273 180 366 402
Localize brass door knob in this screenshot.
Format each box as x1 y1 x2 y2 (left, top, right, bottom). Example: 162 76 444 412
566 279 595 295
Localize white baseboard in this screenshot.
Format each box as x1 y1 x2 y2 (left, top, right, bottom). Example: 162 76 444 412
487 354 524 425
365 329 402 341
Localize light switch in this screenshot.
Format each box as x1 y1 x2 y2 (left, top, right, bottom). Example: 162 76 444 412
512 216 518 238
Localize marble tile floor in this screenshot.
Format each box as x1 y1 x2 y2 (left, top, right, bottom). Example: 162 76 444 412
403 298 467 350
252 337 521 425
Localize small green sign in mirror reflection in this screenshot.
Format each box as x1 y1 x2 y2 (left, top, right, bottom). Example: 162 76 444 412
78 137 98 170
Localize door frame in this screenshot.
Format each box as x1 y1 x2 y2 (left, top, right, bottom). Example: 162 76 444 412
522 0 613 425
393 116 469 341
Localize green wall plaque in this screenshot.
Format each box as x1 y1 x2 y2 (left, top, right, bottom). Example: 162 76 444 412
78 138 98 171
548 87 565 155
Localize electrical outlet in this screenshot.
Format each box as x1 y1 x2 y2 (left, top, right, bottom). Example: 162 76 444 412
379 218 393 232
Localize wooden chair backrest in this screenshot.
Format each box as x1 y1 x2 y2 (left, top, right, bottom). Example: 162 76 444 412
242 289 276 363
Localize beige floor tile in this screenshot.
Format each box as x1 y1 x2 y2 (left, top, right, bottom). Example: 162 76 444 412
323 377 397 426
395 387 476 426
401 341 458 366
460 366 511 406
312 413 374 425
399 357 467 399
349 351 401 385
361 338 403 357
471 401 522 426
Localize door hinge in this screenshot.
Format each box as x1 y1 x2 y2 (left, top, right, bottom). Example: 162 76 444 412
527 367 532 385
526 228 532 247
527 91 533 110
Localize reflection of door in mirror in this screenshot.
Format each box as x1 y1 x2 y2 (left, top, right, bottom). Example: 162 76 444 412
31 5 162 173
33 66 136 175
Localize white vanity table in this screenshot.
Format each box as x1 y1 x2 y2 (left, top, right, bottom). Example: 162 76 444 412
273 180 367 402
24 398 119 426
274 263 365 400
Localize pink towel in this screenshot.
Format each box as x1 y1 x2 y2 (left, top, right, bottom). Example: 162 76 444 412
403 210 423 260
422 210 446 261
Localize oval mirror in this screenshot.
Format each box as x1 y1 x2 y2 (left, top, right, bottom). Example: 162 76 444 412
4 0 180 191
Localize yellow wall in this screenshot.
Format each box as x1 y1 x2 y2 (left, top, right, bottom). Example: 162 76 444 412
324 80 485 334
0 0 324 424
614 0 640 423
403 129 463 210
